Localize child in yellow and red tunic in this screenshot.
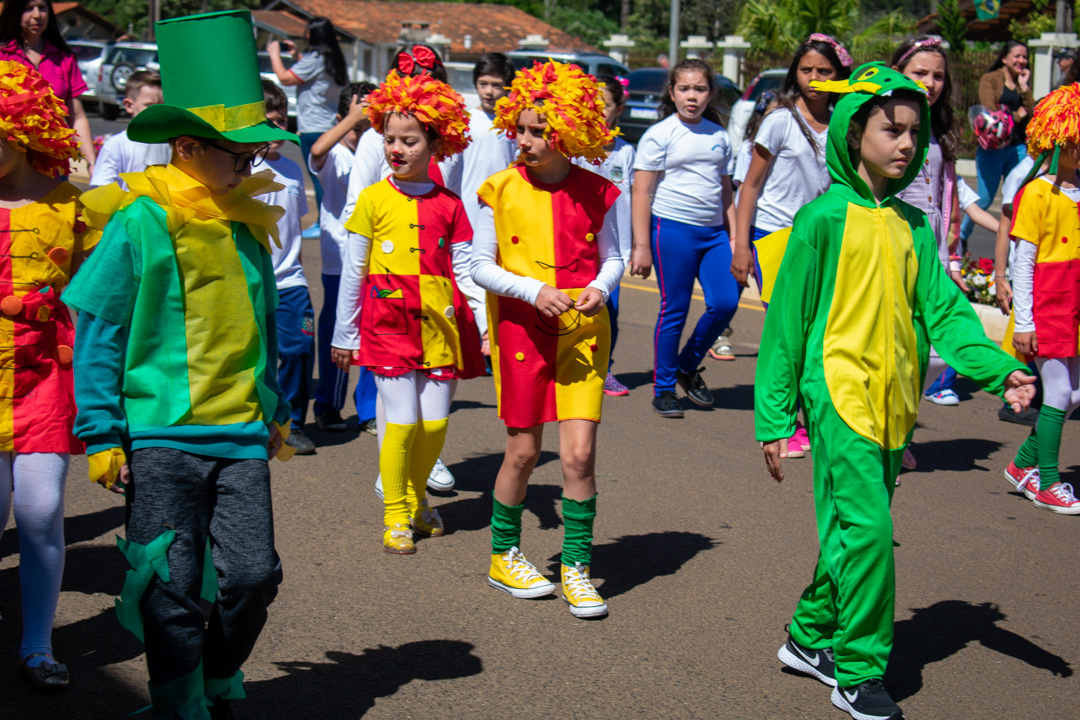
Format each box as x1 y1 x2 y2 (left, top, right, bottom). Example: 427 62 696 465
332 71 482 554
1003 83 1080 514
0 60 93 691
471 60 623 619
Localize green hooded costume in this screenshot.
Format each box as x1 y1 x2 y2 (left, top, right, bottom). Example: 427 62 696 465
754 63 1027 687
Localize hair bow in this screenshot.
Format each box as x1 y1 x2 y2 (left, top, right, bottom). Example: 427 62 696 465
896 38 944 69
396 45 438 75
808 33 854 68
617 76 629 88
755 90 776 115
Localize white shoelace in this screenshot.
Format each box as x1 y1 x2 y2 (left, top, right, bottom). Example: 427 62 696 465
563 563 601 600
1049 483 1078 503
503 548 544 583
1020 467 1040 490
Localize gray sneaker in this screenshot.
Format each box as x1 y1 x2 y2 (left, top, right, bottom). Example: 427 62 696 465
676 367 713 407
285 427 316 455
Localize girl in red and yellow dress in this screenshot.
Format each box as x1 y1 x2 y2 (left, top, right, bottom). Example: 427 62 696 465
332 71 482 554
1004 83 1080 514
0 61 95 690
471 60 623 618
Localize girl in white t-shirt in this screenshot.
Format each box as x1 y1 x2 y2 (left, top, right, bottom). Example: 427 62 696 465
581 75 635 396
630 58 740 419
731 34 853 454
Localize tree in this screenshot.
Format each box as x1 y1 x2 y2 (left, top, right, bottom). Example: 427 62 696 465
936 0 968 56
736 0 859 53
83 0 261 40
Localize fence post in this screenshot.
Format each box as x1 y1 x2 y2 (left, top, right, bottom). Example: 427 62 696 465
680 35 715 61
716 35 752 86
1029 31 1079 99
602 33 636 66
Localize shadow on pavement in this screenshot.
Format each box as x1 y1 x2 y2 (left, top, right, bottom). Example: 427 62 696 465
903 437 1003 473
64 504 126 546
546 531 719 600
246 640 483 718
449 398 497 411
710 384 755 412
887 600 1073 701
612 370 653 391
0 607 147 720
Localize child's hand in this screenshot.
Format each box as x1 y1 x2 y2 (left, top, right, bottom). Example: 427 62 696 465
1012 331 1037 357
629 245 652 279
575 287 604 317
480 332 490 357
1003 370 1037 413
535 285 573 317
762 439 788 483
995 276 1012 315
730 245 755 287
950 270 969 294
331 347 357 371
346 93 369 123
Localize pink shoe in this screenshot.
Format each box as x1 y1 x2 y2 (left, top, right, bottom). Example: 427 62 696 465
902 447 917 471
793 426 811 452
603 372 629 396
786 433 806 459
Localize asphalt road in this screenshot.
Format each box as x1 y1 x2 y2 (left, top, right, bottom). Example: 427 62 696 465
2 218 1078 718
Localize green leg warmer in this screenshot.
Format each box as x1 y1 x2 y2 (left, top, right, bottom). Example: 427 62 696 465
1014 430 1039 469
560 494 597 566
491 497 524 554
1036 405 1067 490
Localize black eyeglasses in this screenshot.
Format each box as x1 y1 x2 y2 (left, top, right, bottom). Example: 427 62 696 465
202 140 271 172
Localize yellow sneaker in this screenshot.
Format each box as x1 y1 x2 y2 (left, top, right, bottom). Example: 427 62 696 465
561 563 608 618
411 499 445 537
383 524 415 555
488 546 556 598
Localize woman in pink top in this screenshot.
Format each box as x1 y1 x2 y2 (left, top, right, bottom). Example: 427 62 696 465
0 0 96 171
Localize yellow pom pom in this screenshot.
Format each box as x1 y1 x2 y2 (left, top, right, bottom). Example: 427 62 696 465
0 61 81 177
493 59 616 165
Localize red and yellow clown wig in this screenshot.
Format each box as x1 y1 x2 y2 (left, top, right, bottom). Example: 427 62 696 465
493 59 616 165
0 61 81 177
1026 82 1080 159
366 70 471 161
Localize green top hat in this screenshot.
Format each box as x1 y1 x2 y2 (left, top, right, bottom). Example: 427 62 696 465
129 10 297 145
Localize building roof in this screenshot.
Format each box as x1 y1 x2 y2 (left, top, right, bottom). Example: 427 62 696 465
252 9 355 42
917 0 1044 42
266 0 596 56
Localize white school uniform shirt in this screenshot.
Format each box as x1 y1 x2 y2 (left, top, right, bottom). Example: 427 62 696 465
751 107 831 232
443 106 518 229
634 113 732 228
308 143 353 276
263 154 309 290
574 137 635 262
89 130 172 189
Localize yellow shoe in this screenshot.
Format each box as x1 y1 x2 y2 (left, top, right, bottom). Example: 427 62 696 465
383 524 415 555
411 499 445 537
561 563 608 618
488 546 556 598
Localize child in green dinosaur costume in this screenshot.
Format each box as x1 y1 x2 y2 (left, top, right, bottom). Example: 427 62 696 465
754 62 1035 720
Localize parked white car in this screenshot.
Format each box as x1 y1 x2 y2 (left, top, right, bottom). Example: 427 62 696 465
727 68 785 156
443 61 480 111
68 39 109 105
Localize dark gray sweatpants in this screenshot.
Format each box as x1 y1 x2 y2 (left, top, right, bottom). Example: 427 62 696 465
126 448 282 689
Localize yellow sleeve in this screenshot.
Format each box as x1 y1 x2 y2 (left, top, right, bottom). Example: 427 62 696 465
344 188 375 237
1009 181 1045 247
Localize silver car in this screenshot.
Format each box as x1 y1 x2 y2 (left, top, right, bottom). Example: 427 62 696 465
68 40 109 105
506 49 628 79
95 42 159 120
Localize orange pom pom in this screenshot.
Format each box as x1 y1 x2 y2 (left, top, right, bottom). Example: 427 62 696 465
0 61 81 177
366 71 471 161
1027 83 1080 158
493 60 616 165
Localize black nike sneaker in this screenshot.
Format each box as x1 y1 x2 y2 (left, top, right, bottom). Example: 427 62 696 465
831 679 905 720
777 633 836 687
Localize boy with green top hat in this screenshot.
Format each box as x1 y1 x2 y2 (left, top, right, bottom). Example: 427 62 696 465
754 63 1036 720
63 10 297 719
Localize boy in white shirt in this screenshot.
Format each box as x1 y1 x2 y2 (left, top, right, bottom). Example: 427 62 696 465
307 82 379 435
89 71 171 188
263 81 316 455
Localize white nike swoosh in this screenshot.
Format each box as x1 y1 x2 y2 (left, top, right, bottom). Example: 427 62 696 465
844 690 860 704
795 644 821 667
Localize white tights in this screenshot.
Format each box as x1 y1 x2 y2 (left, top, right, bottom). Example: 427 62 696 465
0 452 70 660
1036 356 1080 414
375 372 457 444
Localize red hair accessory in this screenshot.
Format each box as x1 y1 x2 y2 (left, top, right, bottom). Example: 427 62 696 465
396 45 439 75
0 61 81 177
367 71 471 160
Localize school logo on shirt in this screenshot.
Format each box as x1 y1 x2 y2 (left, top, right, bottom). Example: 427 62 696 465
302 314 315 336
610 166 625 183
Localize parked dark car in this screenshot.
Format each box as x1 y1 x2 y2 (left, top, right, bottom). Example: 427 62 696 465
619 67 740 144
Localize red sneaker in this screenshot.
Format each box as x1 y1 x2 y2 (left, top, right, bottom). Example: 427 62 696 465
1004 461 1039 492
1031 482 1080 514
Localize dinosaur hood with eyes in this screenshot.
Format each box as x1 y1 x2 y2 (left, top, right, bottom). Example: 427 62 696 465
812 62 932 205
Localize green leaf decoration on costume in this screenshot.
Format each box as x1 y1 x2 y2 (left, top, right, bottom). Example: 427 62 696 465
115 530 176 642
